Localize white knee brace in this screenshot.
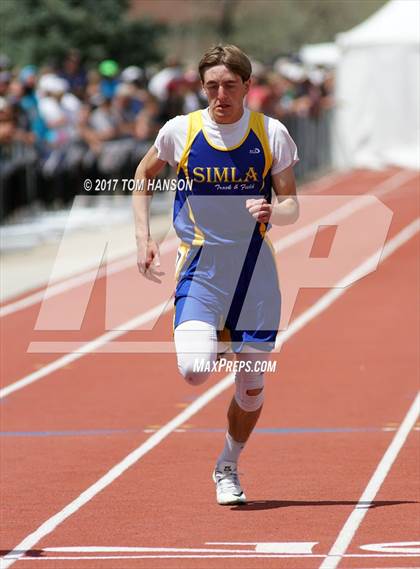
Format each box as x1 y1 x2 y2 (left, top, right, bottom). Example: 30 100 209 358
234 370 264 412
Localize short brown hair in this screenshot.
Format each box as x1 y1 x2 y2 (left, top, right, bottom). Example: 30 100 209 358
198 44 252 83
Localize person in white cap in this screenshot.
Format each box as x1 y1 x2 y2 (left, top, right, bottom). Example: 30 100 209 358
38 74 81 145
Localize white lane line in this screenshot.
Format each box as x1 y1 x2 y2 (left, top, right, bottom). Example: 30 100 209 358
42 542 317 553
319 391 420 569
1 219 418 569
1 169 413 319
8 554 420 561
2 175 415 399
47 547 284 553
40 545 420 557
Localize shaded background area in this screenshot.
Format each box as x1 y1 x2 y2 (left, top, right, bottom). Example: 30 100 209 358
0 0 388 226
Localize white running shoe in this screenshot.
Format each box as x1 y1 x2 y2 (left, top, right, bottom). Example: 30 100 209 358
212 461 247 505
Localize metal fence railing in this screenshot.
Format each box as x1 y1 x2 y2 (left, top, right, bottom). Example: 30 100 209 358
283 110 332 181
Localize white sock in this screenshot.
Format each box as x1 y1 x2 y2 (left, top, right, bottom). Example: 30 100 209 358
217 431 245 465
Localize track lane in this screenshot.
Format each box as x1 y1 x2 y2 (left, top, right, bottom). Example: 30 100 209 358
6 209 418 569
1 169 418 567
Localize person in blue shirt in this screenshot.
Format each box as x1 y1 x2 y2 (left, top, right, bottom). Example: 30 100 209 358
19 66 49 151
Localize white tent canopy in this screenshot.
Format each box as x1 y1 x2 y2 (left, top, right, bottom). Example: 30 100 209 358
337 0 420 47
299 42 340 67
333 0 420 170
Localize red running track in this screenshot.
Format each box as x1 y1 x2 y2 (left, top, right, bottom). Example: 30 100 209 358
0 168 419 569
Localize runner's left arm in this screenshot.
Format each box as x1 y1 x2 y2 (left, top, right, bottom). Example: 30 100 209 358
246 165 299 225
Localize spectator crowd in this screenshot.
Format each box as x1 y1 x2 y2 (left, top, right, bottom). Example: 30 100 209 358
0 49 334 222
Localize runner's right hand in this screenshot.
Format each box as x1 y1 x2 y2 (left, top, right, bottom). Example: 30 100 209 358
136 238 164 283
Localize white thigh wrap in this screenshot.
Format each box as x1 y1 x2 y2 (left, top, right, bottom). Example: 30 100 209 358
174 320 217 386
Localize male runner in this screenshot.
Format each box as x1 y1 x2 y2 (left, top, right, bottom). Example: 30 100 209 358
133 45 299 505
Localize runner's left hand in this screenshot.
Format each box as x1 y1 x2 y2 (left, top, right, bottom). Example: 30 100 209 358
246 198 272 223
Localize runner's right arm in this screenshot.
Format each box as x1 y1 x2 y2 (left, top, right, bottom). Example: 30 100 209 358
132 146 167 276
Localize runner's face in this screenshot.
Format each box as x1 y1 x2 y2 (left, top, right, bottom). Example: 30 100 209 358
202 65 250 124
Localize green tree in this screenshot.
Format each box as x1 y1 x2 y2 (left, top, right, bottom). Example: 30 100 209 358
0 0 166 67
152 0 387 65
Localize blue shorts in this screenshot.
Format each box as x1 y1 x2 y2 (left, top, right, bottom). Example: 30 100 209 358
174 237 281 353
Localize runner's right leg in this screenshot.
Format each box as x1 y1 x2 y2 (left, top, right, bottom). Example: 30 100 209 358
174 320 218 386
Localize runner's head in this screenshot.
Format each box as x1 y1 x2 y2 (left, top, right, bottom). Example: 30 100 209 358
198 45 251 124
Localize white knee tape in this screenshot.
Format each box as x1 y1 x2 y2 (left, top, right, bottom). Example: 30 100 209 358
234 371 264 412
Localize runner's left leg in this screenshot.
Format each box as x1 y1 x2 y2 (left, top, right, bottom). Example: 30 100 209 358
218 348 269 457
